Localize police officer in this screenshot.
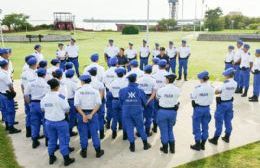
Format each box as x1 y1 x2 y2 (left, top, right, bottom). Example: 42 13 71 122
0 48 14 78
39 60 48 69
209 68 237 145
66 38 80 77
190 71 214 151
41 78 75 166
64 69 78 137
166 41 178 73
156 47 170 69
177 40 191 81
225 45 235 70
32 44 44 63
84 53 105 82
125 42 137 61
109 67 128 139
152 43 160 58
152 60 169 133
126 60 144 79
21 56 38 137
234 40 244 93
156 74 180 154
0 60 21 134
137 65 156 136
103 57 118 129
24 68 50 148
53 69 68 99
56 43 67 71
249 49 260 102
75 74 104 158
139 40 150 70
116 48 129 69
237 44 253 97
119 73 151 152
152 57 160 75
104 39 119 67
47 59 60 80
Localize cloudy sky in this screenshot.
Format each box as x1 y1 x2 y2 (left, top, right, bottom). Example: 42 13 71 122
1 0 259 21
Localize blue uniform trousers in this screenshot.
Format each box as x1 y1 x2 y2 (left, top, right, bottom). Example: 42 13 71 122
234 65 240 85
169 58 177 73
122 106 147 143
45 120 70 156
111 99 121 131
253 73 260 97
178 58 188 77
106 56 111 67
153 99 159 124
225 63 233 70
143 97 154 131
25 102 31 127
98 100 105 131
68 99 77 131
239 68 250 90
192 106 211 141
214 102 234 137
1 95 16 127
77 111 100 149
105 91 113 123
30 101 45 139
157 109 177 144
0 94 6 121
67 57 80 77
140 58 149 70
59 60 66 71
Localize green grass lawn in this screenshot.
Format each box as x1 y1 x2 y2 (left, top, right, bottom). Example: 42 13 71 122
4 30 260 79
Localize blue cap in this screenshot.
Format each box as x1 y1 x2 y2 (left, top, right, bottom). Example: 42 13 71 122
144 65 152 73
27 57 37 66
115 67 126 75
223 68 235 76
127 73 137 82
0 59 8 67
88 67 97 73
237 40 243 45
34 44 41 50
0 48 9 55
79 75 91 83
5 48 12 54
197 71 209 79
25 55 35 63
243 44 250 49
109 57 118 66
36 68 47 77
65 69 75 78
152 57 160 64
51 58 60 65
91 53 99 62
182 40 187 44
65 62 73 70
228 45 235 50
165 74 177 80
130 60 138 67
39 60 48 68
158 59 167 68
54 69 63 78
256 49 260 54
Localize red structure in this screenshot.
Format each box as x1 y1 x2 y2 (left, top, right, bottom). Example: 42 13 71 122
53 12 75 30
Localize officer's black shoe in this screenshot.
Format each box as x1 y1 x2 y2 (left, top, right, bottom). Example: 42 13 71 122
95 147 105 158
222 135 230 143
143 140 151 150
248 95 254 100
184 75 188 81
70 131 78 137
249 96 258 102
119 123 123 130
169 142 175 154
14 121 19 125
32 139 40 149
129 143 135 152
235 87 241 94
241 89 248 97
176 76 182 80
123 131 128 140
190 141 201 151
38 135 45 139
49 155 57 165
160 144 168 154
9 126 21 134
201 140 206 150
112 131 117 139
26 127 31 138
5 122 9 131
69 147 75 153
63 155 75 166
146 129 153 137
106 122 111 129
100 130 105 139
45 137 49 147
208 137 219 145
135 132 140 137
80 149 87 158
152 124 157 133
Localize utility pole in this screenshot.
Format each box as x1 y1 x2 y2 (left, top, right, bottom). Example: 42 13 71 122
0 9 4 47
146 0 150 43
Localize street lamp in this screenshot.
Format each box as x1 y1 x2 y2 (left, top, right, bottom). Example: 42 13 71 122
146 0 150 43
0 9 4 47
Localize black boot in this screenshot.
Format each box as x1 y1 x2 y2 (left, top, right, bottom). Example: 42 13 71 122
70 130 78 137
169 141 175 154
95 147 104 158
112 131 117 139
49 155 57 165
249 96 258 102
208 137 219 145
160 143 168 154
14 121 19 125
143 140 151 150
235 87 242 94
80 149 87 158
190 141 201 151
241 89 248 97
63 155 75 166
201 140 206 150
32 139 40 149
184 74 188 81
26 127 31 138
177 75 182 80
146 129 152 137
69 147 75 153
119 123 123 130
5 122 9 131
222 135 230 143
106 121 110 129
9 126 21 134
100 130 105 139
45 137 49 147
135 132 140 137
129 142 135 152
152 123 157 133
123 131 128 140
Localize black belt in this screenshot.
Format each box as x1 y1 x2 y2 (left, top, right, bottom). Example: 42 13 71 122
68 57 78 60
112 97 119 100
197 105 210 107
68 98 74 101
31 100 41 102
128 57 137 61
159 105 179 111
254 70 260 74
0 92 8 96
241 67 249 71
140 57 148 59
225 61 233 64
146 94 152 97
82 109 93 114
179 57 188 60
216 97 233 104
169 57 176 60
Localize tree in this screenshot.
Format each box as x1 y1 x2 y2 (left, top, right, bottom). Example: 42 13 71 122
2 13 32 31
204 7 225 31
157 19 177 31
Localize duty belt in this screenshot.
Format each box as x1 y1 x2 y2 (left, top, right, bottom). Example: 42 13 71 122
68 57 78 60
241 67 249 71
225 61 233 64
159 105 179 111
31 100 41 102
112 97 119 100
254 70 260 74
169 57 177 60
68 98 74 101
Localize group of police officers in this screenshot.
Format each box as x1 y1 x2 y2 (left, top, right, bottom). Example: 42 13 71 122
0 38 259 166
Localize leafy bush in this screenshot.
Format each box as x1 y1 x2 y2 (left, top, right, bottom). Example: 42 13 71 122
122 26 139 35
248 23 260 30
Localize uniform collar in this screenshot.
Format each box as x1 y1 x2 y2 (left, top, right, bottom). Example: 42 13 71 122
129 83 138 87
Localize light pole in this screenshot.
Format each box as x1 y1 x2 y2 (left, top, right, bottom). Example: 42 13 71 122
0 9 4 47
181 0 184 31
146 0 150 43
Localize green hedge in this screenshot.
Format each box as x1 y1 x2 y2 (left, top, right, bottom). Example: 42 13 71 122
122 26 139 35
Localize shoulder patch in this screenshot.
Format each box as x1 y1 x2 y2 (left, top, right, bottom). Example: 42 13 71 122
58 94 65 100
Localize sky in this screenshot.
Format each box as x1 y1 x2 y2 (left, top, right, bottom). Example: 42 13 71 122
0 0 259 21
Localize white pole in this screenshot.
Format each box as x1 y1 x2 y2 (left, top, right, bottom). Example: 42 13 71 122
0 9 4 47
181 0 184 31
146 0 150 43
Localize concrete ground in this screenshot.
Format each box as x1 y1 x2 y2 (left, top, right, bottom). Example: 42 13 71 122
7 80 260 168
